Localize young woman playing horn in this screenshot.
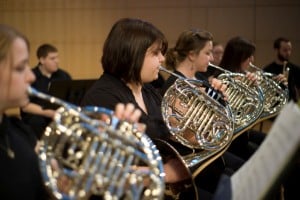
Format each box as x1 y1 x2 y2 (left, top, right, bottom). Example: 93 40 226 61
0 23 143 200
161 29 246 196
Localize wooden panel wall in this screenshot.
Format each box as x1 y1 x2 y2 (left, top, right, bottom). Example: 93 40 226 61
1 0 300 78
1 0 300 115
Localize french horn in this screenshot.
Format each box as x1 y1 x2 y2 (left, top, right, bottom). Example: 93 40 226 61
248 62 289 121
27 87 165 200
159 66 234 178
208 63 265 138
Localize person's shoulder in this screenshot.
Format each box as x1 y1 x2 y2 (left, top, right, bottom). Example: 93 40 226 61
143 83 162 103
289 62 300 75
263 62 279 73
84 73 127 97
161 74 178 95
97 73 126 89
263 61 276 69
56 68 72 79
143 83 156 91
288 62 300 69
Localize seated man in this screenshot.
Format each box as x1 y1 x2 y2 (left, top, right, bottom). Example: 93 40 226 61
21 44 71 139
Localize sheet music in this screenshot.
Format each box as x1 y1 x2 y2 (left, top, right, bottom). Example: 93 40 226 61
231 101 300 200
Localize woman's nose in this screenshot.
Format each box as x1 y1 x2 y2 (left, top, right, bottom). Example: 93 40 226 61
26 67 36 83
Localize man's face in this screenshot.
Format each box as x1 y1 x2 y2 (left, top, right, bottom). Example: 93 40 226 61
277 41 292 62
40 51 59 74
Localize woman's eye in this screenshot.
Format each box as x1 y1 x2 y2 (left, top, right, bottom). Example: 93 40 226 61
153 50 160 55
15 65 26 72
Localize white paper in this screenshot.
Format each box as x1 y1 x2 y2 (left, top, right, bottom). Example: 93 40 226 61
231 101 300 200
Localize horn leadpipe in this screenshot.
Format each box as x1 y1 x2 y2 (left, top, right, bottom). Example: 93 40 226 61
209 62 232 74
159 66 224 102
27 86 108 127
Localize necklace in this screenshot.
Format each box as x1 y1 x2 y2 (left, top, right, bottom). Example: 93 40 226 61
0 134 15 159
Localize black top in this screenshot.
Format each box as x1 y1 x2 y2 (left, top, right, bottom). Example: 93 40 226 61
288 65 300 101
0 115 50 200
30 65 72 95
160 70 183 96
81 72 170 140
161 70 211 95
263 61 295 75
198 65 217 79
264 61 300 101
20 65 72 139
161 70 223 105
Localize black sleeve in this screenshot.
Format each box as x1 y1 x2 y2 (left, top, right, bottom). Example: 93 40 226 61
81 87 123 111
288 65 300 101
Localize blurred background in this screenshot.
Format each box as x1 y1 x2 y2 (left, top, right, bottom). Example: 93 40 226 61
1 0 299 79
2 0 298 130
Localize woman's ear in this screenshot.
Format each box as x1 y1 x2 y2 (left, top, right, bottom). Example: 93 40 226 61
187 50 197 62
39 58 44 65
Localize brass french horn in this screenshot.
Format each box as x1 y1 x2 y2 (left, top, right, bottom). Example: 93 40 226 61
27 87 165 200
208 63 265 139
159 66 234 178
248 62 289 121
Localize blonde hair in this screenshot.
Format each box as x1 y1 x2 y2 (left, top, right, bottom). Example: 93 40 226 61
0 24 29 98
0 24 29 66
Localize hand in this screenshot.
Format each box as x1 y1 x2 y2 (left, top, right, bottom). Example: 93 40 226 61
114 103 141 123
245 71 258 85
273 74 288 86
163 158 190 183
210 78 228 100
114 103 146 132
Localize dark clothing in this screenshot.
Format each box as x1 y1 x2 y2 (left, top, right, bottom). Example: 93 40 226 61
284 67 300 199
263 61 300 101
212 174 232 200
288 65 300 102
20 65 71 139
161 70 209 96
161 70 245 194
283 156 300 200
227 130 265 160
161 70 225 106
81 73 224 199
263 61 300 121
0 115 50 200
31 65 72 94
81 73 170 140
150 72 165 94
81 72 200 148
160 70 181 96
263 61 297 75
202 67 267 160
198 65 217 79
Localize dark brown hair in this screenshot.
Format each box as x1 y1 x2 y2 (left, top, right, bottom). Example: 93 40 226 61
219 36 255 73
165 29 213 70
101 18 168 84
273 37 290 49
36 43 58 59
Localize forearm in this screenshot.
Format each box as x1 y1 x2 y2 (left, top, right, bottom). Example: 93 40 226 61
21 103 55 118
